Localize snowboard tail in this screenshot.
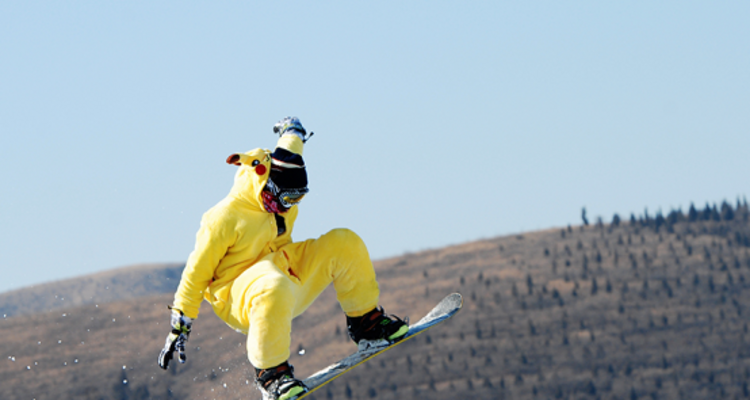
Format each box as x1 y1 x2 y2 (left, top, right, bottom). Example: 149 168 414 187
294 293 463 399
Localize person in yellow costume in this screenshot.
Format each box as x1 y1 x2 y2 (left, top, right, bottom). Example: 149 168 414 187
157 117 408 400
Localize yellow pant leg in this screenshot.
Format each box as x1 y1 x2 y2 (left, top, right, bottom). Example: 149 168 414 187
224 257 298 369
224 228 380 369
282 228 380 318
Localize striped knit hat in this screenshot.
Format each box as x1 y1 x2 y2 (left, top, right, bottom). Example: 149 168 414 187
269 117 308 190
269 146 307 190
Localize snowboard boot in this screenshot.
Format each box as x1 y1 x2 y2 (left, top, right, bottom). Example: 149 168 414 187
346 306 409 346
255 361 308 400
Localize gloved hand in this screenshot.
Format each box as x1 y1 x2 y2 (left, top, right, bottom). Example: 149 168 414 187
273 117 313 142
157 308 193 370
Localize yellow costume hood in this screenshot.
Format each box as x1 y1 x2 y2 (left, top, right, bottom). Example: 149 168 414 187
225 134 306 208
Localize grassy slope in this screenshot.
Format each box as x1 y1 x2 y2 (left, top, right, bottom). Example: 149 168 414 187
0 262 184 318
1 213 750 399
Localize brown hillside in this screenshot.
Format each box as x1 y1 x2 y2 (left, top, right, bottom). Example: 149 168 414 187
2 203 750 399
0 262 184 317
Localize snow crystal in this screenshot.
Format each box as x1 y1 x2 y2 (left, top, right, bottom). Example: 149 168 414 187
123 379 128 385
9 356 15 361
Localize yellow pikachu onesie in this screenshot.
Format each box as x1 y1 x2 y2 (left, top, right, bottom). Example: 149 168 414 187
171 134 379 369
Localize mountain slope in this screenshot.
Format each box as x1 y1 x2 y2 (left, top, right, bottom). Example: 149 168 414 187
0 262 184 317
2 204 750 399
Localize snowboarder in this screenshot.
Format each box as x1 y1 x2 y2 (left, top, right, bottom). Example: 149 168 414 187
157 117 408 400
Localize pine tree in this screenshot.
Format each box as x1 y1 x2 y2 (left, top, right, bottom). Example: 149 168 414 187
582 207 589 226
114 369 130 400
702 203 712 220
721 200 735 220
612 213 621 226
688 203 699 221
712 203 721 221
667 208 682 225
655 210 665 232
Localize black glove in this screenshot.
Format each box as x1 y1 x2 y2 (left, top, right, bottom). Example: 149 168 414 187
273 117 313 142
157 308 193 370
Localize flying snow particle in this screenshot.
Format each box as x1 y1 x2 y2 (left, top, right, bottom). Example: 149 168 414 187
298 349 306 355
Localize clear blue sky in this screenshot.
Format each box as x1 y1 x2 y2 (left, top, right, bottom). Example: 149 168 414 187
1 2 748 294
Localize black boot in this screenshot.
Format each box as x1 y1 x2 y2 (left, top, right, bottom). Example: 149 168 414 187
346 307 409 344
255 361 308 400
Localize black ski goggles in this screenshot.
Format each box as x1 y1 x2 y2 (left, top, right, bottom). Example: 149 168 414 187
266 178 309 208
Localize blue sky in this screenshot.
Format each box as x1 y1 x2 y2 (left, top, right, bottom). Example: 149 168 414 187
1 2 748 294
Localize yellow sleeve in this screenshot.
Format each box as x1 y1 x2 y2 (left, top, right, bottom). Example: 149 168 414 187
173 210 235 319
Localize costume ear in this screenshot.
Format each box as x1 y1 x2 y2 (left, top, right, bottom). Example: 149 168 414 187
226 154 242 166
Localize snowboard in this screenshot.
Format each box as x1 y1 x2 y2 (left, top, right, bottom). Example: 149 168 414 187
293 292 463 400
